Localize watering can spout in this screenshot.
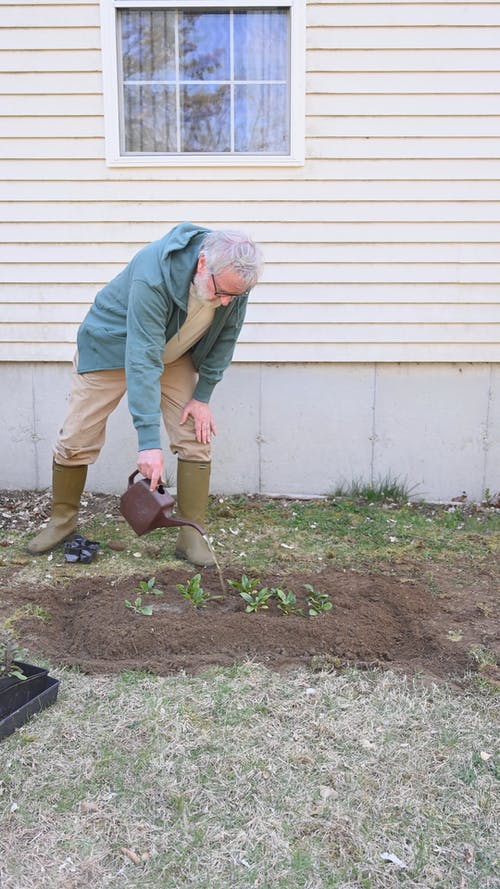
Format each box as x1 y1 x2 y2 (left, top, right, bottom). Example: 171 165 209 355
154 511 205 537
119 471 206 538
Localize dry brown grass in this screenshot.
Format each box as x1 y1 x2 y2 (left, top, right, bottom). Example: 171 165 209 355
0 664 498 888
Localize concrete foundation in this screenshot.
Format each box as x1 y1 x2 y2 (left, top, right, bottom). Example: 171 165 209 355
2 362 499 501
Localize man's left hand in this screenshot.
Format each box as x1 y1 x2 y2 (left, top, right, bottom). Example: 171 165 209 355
180 399 217 444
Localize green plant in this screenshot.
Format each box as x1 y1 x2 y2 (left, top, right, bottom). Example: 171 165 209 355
124 596 153 616
228 574 262 596
175 574 223 608
4 603 52 630
331 473 415 503
468 644 497 668
136 577 164 596
25 604 52 622
483 488 500 507
272 587 302 616
0 630 27 680
238 586 273 613
304 584 333 617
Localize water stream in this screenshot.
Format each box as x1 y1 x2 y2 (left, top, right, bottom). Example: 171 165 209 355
203 534 226 596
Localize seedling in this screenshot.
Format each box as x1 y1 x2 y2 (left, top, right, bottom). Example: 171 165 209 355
25 604 52 622
304 584 332 617
175 574 223 608
239 586 273 613
227 574 262 596
0 631 27 680
136 577 164 596
228 574 275 611
468 644 497 668
124 596 153 616
272 587 302 616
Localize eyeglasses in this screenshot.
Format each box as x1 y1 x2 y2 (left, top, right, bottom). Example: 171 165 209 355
211 274 248 300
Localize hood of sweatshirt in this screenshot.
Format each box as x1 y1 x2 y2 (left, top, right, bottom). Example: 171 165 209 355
157 222 210 307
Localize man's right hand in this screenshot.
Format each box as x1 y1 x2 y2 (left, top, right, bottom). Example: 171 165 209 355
137 449 164 491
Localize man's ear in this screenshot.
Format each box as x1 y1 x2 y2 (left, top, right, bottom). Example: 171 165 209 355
197 253 207 274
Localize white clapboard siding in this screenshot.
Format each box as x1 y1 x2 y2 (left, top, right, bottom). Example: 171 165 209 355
308 119 500 138
0 50 102 70
1 1 500 363
5 242 500 265
308 29 500 50
0 32 101 52
2 282 500 305
3 220 500 242
6 180 500 201
5 200 500 223
0 72 103 92
1 6 99 27
4 158 500 180
2 321 499 344
308 4 500 25
4 301 500 325
308 49 500 70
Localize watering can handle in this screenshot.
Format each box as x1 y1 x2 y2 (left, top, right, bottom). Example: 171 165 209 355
127 470 168 493
128 469 162 486
123 470 204 537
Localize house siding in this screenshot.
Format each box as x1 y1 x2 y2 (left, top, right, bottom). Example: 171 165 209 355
0 1 499 500
1 0 499 363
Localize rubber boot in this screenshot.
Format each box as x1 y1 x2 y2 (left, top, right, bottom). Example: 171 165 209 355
174 459 215 567
27 462 88 554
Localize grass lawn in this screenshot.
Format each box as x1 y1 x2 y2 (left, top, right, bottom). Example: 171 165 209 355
0 490 498 888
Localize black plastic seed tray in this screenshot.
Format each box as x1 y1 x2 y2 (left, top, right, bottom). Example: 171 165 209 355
0 668 59 740
0 662 49 720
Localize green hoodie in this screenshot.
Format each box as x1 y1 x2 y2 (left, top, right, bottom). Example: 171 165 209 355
76 223 249 451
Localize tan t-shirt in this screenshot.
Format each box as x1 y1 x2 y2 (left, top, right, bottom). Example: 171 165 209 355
162 285 219 365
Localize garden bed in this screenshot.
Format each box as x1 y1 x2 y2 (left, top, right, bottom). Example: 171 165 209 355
0 489 498 684
1 561 498 682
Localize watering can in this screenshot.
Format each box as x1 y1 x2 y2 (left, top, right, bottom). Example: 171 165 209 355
119 471 205 538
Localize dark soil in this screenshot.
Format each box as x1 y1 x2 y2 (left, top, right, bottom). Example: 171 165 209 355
0 492 498 683
1 561 499 683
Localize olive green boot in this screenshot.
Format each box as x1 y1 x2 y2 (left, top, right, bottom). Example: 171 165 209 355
27 462 88 554
174 460 215 568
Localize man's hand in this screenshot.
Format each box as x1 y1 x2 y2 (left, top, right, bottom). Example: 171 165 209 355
137 448 164 491
180 399 217 444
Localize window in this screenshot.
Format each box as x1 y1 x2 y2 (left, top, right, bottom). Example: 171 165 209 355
100 0 305 165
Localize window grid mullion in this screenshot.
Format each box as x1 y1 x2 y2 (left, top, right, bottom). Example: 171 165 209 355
175 9 181 152
230 10 234 153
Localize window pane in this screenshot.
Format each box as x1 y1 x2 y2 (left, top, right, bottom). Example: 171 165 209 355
118 6 291 156
235 84 289 153
124 85 177 152
179 13 230 81
234 11 288 81
181 85 231 152
121 10 176 81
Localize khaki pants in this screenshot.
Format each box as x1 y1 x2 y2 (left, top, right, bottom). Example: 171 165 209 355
53 353 211 466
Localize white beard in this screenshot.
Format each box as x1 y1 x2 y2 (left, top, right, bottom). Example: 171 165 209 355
192 271 219 304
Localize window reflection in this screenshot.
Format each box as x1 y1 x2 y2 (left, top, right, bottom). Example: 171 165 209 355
179 13 230 81
119 8 289 155
181 85 231 152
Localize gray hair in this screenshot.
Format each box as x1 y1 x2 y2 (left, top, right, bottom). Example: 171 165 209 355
200 230 264 290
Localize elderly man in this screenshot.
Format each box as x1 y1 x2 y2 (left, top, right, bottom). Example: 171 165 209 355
27 222 263 567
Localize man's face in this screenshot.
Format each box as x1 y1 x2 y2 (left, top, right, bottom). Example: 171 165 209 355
193 254 247 307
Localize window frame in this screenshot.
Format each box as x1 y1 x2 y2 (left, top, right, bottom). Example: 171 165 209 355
100 0 305 166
